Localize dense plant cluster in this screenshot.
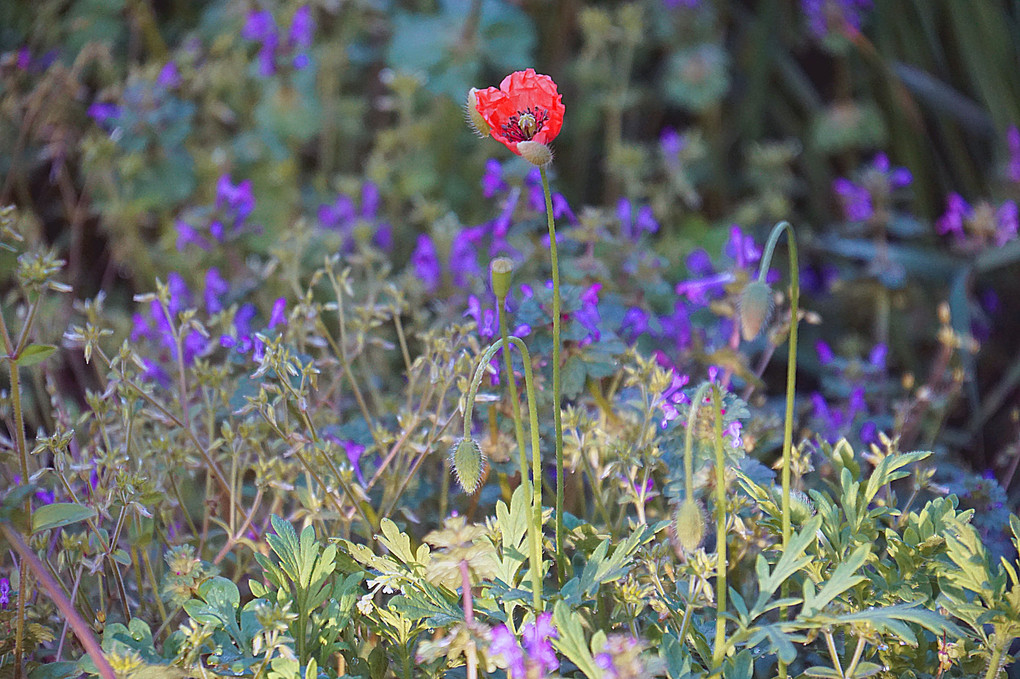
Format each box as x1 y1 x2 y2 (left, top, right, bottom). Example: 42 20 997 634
1 1 1020 678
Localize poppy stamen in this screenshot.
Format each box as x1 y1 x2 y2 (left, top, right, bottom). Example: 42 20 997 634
502 107 549 143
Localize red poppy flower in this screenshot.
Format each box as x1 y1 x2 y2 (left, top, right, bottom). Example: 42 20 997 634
473 68 564 156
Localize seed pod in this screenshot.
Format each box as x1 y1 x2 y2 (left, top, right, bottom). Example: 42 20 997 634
490 258 514 300
517 141 553 167
673 498 706 554
739 280 774 341
451 437 486 494
465 88 491 137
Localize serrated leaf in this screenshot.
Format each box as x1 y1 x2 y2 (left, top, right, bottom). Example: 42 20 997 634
31 503 96 533
551 601 602 679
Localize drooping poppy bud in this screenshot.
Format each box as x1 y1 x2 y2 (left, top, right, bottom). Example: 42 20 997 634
739 280 774 341
451 437 486 494
673 498 706 554
473 69 565 157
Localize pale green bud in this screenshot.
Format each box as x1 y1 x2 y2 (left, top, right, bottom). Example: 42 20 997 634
490 258 514 300
739 280 774 341
674 499 706 554
517 141 553 167
451 437 486 494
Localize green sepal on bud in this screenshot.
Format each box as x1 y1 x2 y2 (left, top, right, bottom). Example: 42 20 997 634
490 257 514 300
517 141 553 167
739 280 774 341
673 498 706 554
451 437 486 494
465 88 490 137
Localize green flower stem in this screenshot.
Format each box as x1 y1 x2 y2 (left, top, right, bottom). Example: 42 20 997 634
682 382 728 666
755 220 799 551
497 293 529 484
983 644 1005 679
755 221 799 679
539 166 566 580
464 337 544 611
1 524 116 679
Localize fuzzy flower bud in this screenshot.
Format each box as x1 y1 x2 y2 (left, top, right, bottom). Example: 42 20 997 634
673 498 705 554
451 437 486 494
517 141 553 167
465 88 491 137
739 280 774 341
490 257 514 300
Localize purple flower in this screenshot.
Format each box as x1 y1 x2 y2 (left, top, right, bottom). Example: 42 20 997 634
726 224 761 270
802 0 873 39
288 6 315 49
833 177 873 222
660 127 685 159
1008 126 1020 183
658 371 691 427
204 268 229 315
996 201 1018 246
216 174 255 225
343 440 366 485
675 271 735 306
868 343 887 369
490 625 526 679
242 10 277 41
936 193 969 237
618 199 659 240
88 102 121 126
464 296 496 340
0 578 10 609
268 298 287 330
449 236 480 288
686 249 713 276
725 421 743 448
412 234 441 293
816 340 834 365
552 193 576 223
175 219 210 251
521 612 558 675
481 159 506 198
157 62 181 88
620 307 649 340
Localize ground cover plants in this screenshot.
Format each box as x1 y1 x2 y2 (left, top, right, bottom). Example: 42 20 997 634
2 1 1020 677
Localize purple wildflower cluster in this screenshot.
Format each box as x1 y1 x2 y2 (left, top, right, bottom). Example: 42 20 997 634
810 340 885 444
935 193 1018 250
176 174 256 250
832 153 912 223
242 7 315 77
318 182 392 253
657 369 744 448
617 198 659 241
0 577 9 609
802 0 873 39
88 61 185 134
131 268 287 384
489 612 558 679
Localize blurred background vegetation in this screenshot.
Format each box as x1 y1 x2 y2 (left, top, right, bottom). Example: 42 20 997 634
2 0 1019 502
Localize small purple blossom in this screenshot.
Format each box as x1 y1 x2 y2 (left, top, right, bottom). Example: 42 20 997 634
802 0 873 39
243 7 315 76
157 62 181 88
490 613 558 679
412 234 441 293
0 577 10 609
816 340 834 365
343 440 366 485
834 177 873 222
617 198 659 240
481 159 507 198
658 371 691 427
1008 126 1020 183
88 102 121 127
204 268 229 315
725 421 743 448
268 298 287 330
660 127 685 159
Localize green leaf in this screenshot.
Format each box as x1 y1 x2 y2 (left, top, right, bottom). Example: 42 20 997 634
750 515 822 618
863 451 931 506
551 601 602 679
29 662 80 679
803 666 843 678
31 502 96 533
11 344 56 367
852 662 885 678
801 543 870 615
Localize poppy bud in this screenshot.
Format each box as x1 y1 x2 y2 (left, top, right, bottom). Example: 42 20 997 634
739 280 774 341
517 141 553 167
673 498 706 553
451 437 486 494
490 257 514 300
465 88 491 137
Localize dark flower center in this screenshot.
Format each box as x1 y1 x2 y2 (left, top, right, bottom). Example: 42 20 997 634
502 107 549 143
